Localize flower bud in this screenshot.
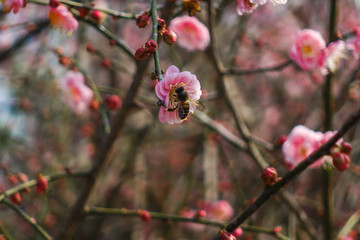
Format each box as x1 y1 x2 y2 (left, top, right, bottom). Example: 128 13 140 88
261 167 278 186
145 39 158 53
86 44 96 53
78 8 90 18
340 141 352 155
136 12 150 28
35 174 48 194
218 230 236 240
275 135 287 147
232 227 243 238
59 56 70 66
135 47 150 60
163 29 177 45
273 226 282 234
157 18 166 29
138 210 151 222
89 99 99 111
91 10 102 24
332 152 350 171
10 192 22 205
102 59 111 68
194 209 206 218
104 95 122 110
49 0 60 8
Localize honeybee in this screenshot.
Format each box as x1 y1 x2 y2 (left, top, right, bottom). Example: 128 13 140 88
166 86 205 120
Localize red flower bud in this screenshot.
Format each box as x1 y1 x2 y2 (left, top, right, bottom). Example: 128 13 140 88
332 152 350 171
136 12 150 28
138 210 151 222
340 141 352 155
86 44 96 53
218 231 236 240
91 10 102 24
145 39 157 53
18 173 29 183
163 29 177 45
49 0 59 8
261 167 278 186
78 7 90 18
89 99 99 111
273 226 282 234
194 209 206 218
102 59 111 68
109 39 116 46
232 227 243 238
35 174 48 194
157 18 166 28
135 47 150 60
7 174 19 185
104 95 122 110
59 56 70 66
275 135 287 146
10 192 22 205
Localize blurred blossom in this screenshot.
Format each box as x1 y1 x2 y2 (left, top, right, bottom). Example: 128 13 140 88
60 71 93 115
169 16 210 51
346 27 360 57
48 5 78 33
282 125 324 169
289 29 326 71
320 40 346 74
236 0 258 16
155 65 202 124
1 0 24 14
207 200 234 221
122 21 152 50
250 0 287 5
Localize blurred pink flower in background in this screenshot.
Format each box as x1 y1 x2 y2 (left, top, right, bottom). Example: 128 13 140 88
169 16 210 51
48 5 78 33
282 125 324 169
236 0 258 16
207 200 234 221
155 65 202 124
347 27 360 57
320 40 346 74
250 0 287 5
60 71 93 115
1 0 24 13
289 29 326 71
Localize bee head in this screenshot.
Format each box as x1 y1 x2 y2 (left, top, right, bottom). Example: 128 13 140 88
175 86 184 93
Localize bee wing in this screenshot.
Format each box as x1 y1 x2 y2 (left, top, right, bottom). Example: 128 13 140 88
196 101 206 111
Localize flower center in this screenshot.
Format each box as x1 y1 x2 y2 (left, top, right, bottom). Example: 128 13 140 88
301 45 314 57
299 145 307 157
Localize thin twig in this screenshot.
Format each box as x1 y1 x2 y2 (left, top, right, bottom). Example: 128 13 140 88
2 199 52 240
337 209 360 238
85 206 289 240
151 0 163 81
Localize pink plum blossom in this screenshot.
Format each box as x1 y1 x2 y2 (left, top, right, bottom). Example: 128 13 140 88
207 200 234 221
236 0 258 16
346 27 360 57
60 71 93 115
320 40 346 74
289 29 326 71
1 0 24 13
155 65 202 124
48 5 78 33
169 16 210 51
250 0 287 5
282 125 324 169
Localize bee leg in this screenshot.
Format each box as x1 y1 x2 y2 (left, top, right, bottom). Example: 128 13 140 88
157 99 166 108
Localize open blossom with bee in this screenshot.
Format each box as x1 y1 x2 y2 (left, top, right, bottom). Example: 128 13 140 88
155 65 202 124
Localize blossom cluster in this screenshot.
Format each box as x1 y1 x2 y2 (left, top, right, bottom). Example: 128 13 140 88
282 125 352 171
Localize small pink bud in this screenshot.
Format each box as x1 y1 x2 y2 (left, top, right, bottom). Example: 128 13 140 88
273 226 282 234
194 209 206 218
89 100 99 111
49 0 60 8
35 174 48 194
138 210 151 222
145 39 158 53
218 230 237 240
18 173 29 183
104 95 122 110
163 29 177 45
340 142 352 155
10 192 22 205
261 167 278 186
136 12 150 28
91 10 102 24
102 59 111 68
86 44 96 53
157 18 166 29
332 152 350 171
7 174 19 185
135 47 150 60
232 227 243 238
